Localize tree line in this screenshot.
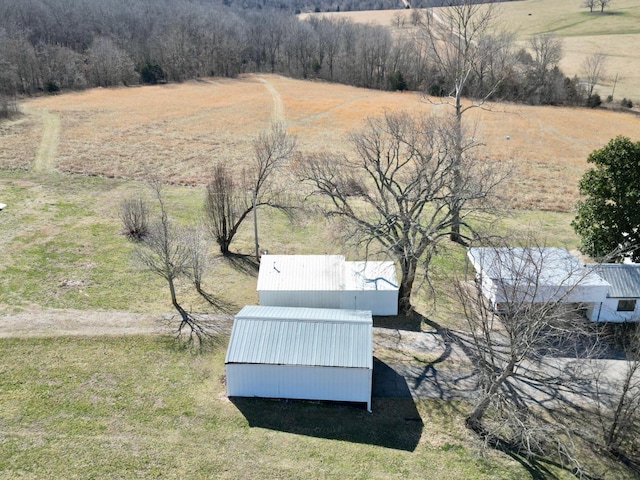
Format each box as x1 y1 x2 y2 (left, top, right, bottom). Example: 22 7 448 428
0 0 604 118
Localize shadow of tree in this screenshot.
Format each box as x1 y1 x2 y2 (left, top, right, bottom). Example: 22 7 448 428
373 310 425 331
224 252 260 277
231 359 423 451
196 288 237 314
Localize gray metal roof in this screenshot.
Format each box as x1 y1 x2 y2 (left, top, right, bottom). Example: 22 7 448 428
257 255 398 292
468 247 609 287
225 306 373 369
591 264 640 298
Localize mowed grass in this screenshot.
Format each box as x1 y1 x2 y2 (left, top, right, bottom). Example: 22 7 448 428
0 170 343 314
0 335 564 480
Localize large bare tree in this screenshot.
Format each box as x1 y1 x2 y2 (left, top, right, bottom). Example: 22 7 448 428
204 122 295 257
297 111 507 313
419 0 510 244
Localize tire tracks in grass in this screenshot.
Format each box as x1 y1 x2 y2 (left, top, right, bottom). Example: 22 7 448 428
28 106 61 173
256 75 286 124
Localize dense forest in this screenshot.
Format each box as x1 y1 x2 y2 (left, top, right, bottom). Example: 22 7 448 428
0 0 588 117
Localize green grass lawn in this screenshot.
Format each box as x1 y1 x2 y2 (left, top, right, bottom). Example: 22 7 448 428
0 335 553 480
0 170 598 478
0 169 582 324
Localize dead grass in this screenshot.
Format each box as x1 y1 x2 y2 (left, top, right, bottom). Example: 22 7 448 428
8 75 640 212
312 0 640 101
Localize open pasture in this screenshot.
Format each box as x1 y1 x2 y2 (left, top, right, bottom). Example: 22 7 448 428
6 74 640 211
312 0 640 102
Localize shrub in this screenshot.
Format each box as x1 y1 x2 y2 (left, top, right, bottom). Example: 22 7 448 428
139 62 166 85
621 98 634 109
46 81 60 94
587 93 602 108
388 71 407 91
119 196 150 241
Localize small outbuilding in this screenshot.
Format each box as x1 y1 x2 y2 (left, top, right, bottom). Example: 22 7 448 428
586 264 640 322
257 255 398 315
467 247 610 312
225 305 373 411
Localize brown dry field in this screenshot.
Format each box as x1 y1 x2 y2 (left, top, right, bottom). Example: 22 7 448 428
5 74 640 212
310 0 640 102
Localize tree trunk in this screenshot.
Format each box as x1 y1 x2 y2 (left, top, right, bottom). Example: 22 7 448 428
450 100 465 245
398 257 417 314
466 359 516 432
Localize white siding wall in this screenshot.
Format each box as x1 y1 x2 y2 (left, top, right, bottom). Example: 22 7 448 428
226 364 372 411
341 290 398 316
259 290 398 315
492 282 609 307
587 298 640 322
258 290 341 310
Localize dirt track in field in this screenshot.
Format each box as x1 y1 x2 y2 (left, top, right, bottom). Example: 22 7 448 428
29 106 60 173
0 308 233 338
257 75 286 124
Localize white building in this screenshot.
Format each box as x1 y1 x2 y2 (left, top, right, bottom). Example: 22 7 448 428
225 305 373 411
467 247 610 312
586 264 640 322
257 255 398 316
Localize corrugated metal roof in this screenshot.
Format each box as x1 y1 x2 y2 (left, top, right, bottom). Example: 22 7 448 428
225 306 373 369
257 255 399 292
591 264 640 298
468 247 609 287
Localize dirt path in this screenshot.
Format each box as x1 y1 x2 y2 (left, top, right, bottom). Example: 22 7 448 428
256 75 285 124
29 106 60 173
0 308 169 338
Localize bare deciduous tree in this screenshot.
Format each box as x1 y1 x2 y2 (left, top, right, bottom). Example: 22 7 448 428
204 122 295 257
135 181 212 346
583 0 596 12
418 0 509 245
204 164 250 256
595 324 640 459
87 36 137 87
597 0 613 13
528 34 564 102
456 236 607 466
581 52 607 100
297 111 508 313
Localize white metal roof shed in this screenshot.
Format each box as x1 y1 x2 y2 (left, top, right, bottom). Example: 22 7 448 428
225 305 373 411
467 247 610 308
257 255 398 315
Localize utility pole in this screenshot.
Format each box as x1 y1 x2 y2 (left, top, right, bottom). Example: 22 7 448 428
253 188 259 262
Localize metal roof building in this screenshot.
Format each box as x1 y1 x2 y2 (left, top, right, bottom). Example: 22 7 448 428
257 255 398 315
587 264 640 322
467 247 610 310
225 305 373 411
